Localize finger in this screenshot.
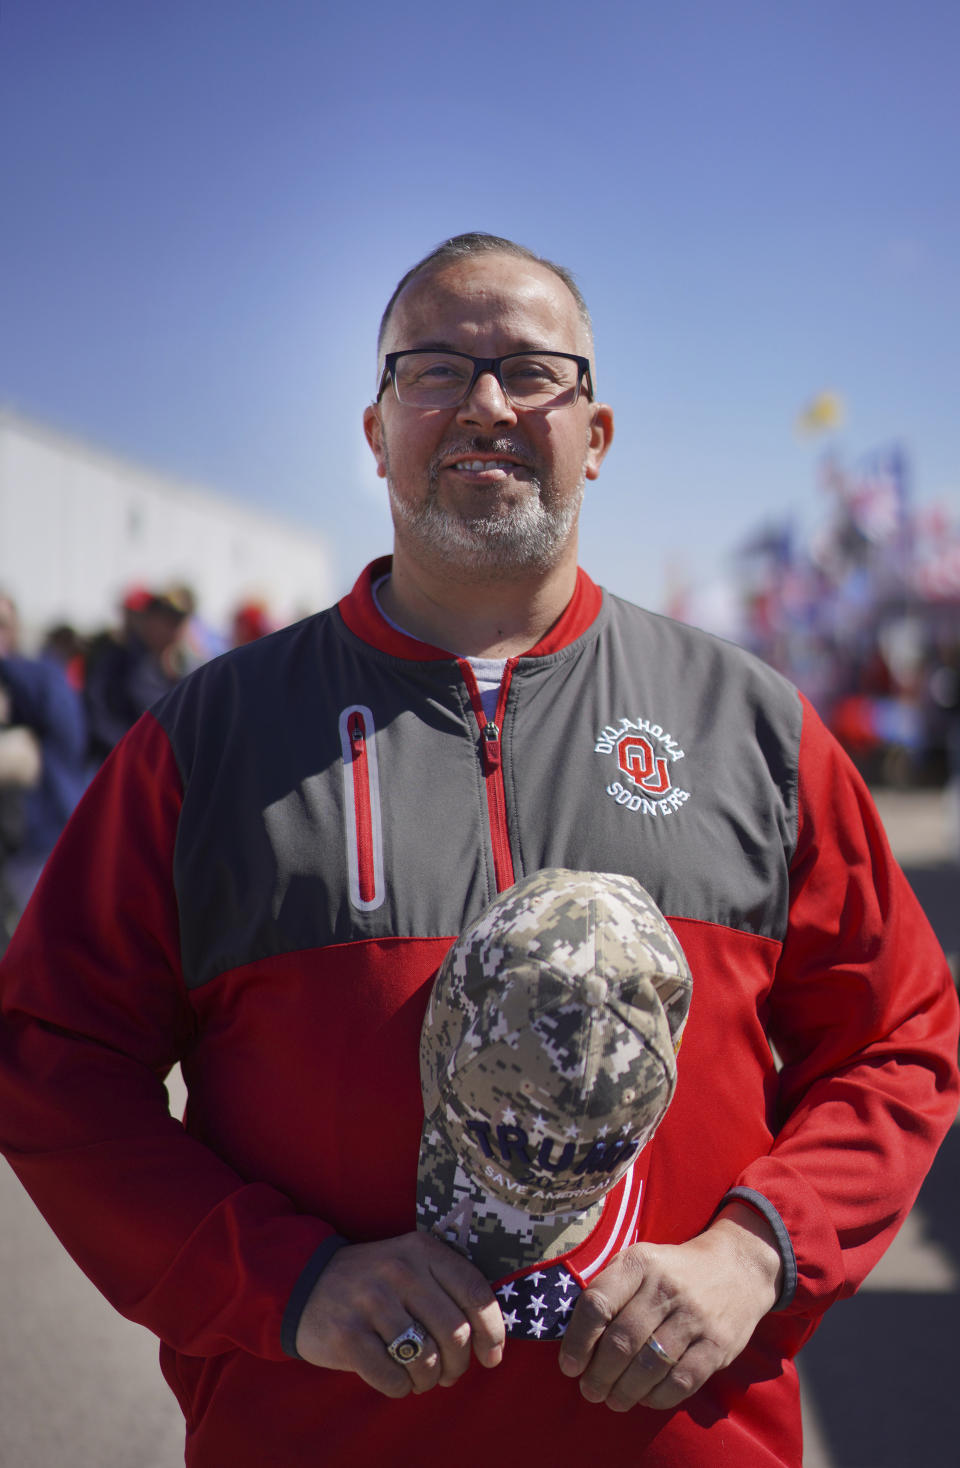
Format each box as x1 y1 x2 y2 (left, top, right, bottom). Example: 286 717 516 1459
600 1332 684 1412
358 1247 474 1389
636 1338 726 1413
424 1245 505 1369
381 1318 443 1396
558 1250 650 1380
399 1290 477 1387
349 1292 442 1397
344 1327 418 1399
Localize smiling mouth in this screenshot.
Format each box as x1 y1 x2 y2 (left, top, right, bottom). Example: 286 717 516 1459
431 439 535 485
449 458 525 473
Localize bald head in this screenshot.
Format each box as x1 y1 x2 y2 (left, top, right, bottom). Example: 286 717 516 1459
377 232 595 373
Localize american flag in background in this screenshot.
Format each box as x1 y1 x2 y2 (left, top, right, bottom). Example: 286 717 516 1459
847 446 909 545
912 501 960 601
497 1263 582 1340
820 444 910 548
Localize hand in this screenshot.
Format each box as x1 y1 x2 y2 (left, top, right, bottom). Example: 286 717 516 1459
557 1202 783 1412
294 1231 505 1398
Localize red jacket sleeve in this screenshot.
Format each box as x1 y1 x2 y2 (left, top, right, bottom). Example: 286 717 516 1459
0 712 337 1360
732 694 959 1318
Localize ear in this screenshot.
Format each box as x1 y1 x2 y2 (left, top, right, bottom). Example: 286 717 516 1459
584 403 614 480
363 404 388 479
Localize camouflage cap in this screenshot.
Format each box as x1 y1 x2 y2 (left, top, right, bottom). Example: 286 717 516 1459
417 869 692 1282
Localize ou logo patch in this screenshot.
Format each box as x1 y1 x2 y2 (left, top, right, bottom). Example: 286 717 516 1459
616 733 671 796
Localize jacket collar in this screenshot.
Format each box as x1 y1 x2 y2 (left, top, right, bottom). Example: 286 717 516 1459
337 556 603 660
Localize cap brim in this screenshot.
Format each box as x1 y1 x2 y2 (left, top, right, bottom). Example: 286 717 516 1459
416 1113 607 1282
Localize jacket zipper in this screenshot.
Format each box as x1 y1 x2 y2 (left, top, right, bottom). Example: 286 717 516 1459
461 661 517 893
339 705 384 910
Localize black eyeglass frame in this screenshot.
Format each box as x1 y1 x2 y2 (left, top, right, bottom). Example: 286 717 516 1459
377 349 595 409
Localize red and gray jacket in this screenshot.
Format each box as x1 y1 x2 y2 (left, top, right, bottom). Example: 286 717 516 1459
1 558 956 1467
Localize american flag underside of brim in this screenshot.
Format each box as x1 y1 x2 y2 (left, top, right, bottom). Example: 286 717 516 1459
496 1167 644 1340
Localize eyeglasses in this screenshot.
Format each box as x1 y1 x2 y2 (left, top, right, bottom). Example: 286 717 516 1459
377 350 594 411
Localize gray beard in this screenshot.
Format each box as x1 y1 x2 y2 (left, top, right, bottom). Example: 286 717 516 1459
385 447 583 576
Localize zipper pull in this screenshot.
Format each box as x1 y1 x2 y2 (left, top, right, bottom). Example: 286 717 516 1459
349 712 365 756
482 721 501 771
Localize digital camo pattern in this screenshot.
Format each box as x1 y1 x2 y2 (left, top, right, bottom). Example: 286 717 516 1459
417 869 693 1280
417 1128 604 1280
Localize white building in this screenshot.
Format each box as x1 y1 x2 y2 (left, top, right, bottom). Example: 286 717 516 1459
0 408 332 647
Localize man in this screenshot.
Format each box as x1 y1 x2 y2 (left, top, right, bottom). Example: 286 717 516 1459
84 586 198 765
0 233 956 1467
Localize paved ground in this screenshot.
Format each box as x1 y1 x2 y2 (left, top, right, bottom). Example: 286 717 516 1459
798 788 960 1468
0 787 957 1467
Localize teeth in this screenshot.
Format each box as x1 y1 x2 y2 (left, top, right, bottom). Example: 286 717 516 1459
454 459 516 472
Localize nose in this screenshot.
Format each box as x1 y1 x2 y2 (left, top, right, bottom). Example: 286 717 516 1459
456 368 518 429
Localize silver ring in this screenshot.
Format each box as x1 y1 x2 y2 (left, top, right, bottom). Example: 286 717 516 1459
644 1334 679 1369
386 1320 428 1366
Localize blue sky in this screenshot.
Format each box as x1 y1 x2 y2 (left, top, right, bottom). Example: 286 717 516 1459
1 0 957 613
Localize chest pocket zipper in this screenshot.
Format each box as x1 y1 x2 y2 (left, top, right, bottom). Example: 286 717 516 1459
339 704 385 911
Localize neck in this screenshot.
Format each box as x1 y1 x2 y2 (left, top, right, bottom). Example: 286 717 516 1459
382 544 579 657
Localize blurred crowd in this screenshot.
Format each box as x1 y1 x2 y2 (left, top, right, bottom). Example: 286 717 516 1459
732 554 960 793
673 446 960 801
0 585 276 951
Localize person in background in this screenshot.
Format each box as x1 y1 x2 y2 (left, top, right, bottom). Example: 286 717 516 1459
0 593 87 934
84 586 195 764
41 623 87 693
231 599 272 647
167 581 227 665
